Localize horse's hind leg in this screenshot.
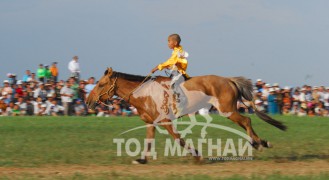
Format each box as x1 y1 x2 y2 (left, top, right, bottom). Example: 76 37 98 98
160 119 202 163
212 97 269 150
227 112 266 149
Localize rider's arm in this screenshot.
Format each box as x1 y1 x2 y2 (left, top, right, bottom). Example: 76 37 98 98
157 53 177 71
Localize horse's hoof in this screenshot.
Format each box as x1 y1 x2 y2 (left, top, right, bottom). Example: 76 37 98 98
261 140 273 148
132 159 147 164
257 145 263 151
266 141 273 148
194 156 204 164
250 141 259 149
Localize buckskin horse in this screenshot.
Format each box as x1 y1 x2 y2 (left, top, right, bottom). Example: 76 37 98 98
86 67 286 164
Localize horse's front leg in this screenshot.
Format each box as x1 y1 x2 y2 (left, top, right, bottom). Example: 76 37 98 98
161 119 202 163
133 124 156 164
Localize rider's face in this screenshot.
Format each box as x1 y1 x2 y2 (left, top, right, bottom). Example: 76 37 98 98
168 37 178 50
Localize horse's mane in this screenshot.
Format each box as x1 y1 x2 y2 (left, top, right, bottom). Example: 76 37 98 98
105 70 151 82
104 69 190 82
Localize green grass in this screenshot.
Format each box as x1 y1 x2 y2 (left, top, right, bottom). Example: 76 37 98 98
0 173 328 180
0 115 328 179
0 115 328 167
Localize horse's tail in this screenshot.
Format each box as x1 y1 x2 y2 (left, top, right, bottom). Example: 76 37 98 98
250 101 287 131
229 77 254 101
229 77 287 131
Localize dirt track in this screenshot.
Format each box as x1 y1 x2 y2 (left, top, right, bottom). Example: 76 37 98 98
0 160 328 178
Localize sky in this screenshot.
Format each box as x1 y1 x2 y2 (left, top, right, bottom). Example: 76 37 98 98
0 0 329 87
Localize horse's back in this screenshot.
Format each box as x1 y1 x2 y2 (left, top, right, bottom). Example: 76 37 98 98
154 74 230 83
153 74 239 95
185 75 233 88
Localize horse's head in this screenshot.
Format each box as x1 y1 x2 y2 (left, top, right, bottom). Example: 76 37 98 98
86 67 117 109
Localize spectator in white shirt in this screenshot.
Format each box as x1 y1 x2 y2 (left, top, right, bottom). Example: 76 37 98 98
290 104 299 115
16 97 27 115
2 80 13 99
297 108 307 117
68 56 80 81
46 100 64 116
60 81 74 116
5 102 14 116
33 97 42 115
299 88 307 105
292 90 300 106
33 83 47 100
318 86 325 103
324 87 329 111
45 93 54 107
305 86 313 102
255 99 265 112
39 104 47 116
261 83 270 110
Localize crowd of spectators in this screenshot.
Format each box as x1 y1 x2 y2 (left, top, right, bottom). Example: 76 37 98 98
0 57 138 117
237 79 329 117
1 62 328 118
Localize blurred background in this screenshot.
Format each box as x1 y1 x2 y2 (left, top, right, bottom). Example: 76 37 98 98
0 0 329 86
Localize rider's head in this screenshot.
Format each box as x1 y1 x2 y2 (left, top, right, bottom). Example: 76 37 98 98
168 34 181 50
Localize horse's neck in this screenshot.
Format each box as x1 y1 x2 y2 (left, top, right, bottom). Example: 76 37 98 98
115 78 141 101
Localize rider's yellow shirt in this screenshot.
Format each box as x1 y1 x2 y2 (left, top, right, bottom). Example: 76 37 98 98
157 46 189 77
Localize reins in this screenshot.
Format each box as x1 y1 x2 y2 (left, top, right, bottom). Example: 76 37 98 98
96 72 153 107
95 77 118 108
119 72 153 102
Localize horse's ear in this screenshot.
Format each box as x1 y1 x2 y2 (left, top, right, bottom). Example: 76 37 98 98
107 67 113 76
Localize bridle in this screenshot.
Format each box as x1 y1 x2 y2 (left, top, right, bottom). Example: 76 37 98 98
92 72 153 107
94 76 118 107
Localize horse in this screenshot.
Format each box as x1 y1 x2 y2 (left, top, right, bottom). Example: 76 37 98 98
86 67 286 164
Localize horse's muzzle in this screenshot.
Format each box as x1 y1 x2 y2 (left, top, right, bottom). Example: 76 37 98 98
85 99 97 110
